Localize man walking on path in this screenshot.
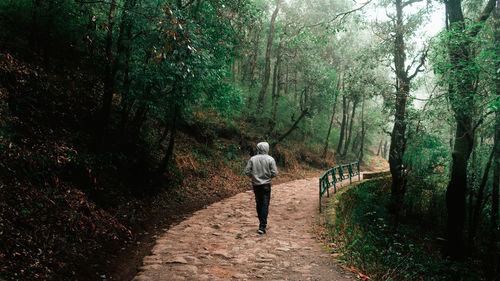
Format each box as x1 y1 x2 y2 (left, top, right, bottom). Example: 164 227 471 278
245 142 279 234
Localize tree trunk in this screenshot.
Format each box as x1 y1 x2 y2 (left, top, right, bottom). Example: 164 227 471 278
444 0 495 259
322 94 339 157
467 136 478 236
491 110 500 277
446 116 474 259
159 102 180 173
268 33 283 136
383 140 388 159
388 0 411 218
274 109 308 146
469 149 495 244
359 98 366 162
343 98 358 157
376 139 383 156
248 23 261 90
351 132 360 154
294 69 298 103
337 93 347 154
117 0 136 136
489 5 500 276
257 0 281 109
94 0 118 150
121 49 151 133
284 63 289 96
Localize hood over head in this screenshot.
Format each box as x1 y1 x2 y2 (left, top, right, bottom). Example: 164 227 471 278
256 142 269 155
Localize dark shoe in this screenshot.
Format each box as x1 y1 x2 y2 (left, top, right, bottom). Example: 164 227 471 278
257 228 266 234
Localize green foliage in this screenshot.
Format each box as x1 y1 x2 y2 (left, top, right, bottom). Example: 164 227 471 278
331 179 484 281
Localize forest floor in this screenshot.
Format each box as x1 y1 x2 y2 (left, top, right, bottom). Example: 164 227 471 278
131 173 370 281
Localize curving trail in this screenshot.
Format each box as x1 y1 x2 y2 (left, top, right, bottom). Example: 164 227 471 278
133 176 361 281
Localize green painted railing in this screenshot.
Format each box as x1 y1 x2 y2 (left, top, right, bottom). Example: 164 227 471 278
319 161 360 212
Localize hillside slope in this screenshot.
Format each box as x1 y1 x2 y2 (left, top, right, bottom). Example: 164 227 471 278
0 51 333 281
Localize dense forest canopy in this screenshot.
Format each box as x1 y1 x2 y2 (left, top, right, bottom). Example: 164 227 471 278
0 0 499 280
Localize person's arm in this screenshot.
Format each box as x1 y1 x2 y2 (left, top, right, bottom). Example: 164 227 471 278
270 158 279 178
245 159 253 177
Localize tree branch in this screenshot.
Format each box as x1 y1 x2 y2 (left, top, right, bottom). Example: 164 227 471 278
402 0 423 9
306 0 372 29
469 0 496 37
472 110 495 132
408 45 428 81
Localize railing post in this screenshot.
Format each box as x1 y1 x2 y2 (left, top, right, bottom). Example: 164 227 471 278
358 162 360 181
326 180 330 198
319 178 322 212
333 168 337 193
349 163 352 184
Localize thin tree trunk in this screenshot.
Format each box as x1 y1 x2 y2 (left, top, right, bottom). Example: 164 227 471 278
117 0 136 135
248 22 261 90
257 0 281 109
121 49 151 132
268 32 283 136
383 140 388 159
284 63 289 96
159 102 180 173
469 149 495 244
94 0 118 150
377 139 383 156
343 98 358 156
351 132 360 154
274 109 308 145
294 69 298 102
337 93 347 154
322 92 340 157
359 98 366 162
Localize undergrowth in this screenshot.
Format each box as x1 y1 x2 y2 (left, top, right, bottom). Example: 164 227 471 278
321 177 485 281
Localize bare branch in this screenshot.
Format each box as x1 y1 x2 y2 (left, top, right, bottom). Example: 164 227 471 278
306 0 372 29
472 110 496 133
408 45 428 81
385 7 396 21
402 0 423 9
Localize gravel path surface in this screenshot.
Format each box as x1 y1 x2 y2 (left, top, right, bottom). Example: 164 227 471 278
132 176 360 281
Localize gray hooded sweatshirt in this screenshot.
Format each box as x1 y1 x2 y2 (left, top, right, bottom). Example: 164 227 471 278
245 142 279 186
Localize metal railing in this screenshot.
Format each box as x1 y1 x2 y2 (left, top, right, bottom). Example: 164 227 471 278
319 161 360 212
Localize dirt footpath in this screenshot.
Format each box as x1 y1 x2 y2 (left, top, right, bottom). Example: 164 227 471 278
132 177 359 281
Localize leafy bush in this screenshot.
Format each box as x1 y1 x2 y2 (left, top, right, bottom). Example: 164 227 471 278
327 177 484 281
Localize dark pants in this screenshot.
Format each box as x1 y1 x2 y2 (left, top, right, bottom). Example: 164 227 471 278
253 184 271 230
